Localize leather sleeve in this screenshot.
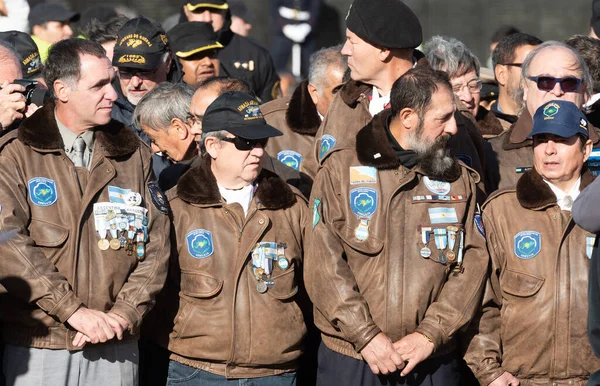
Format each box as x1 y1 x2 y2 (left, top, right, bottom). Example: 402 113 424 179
110 163 170 333
463 208 506 386
415 171 489 348
304 165 381 352
0 154 83 323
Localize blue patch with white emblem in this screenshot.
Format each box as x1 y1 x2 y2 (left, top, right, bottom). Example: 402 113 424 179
474 213 485 238
28 177 58 207
277 150 302 170
186 229 214 259
319 135 336 160
349 187 378 218
514 231 541 259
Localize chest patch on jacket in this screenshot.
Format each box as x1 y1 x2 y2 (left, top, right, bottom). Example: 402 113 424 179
514 231 541 259
350 166 377 184
186 229 214 259
148 182 169 214
319 135 336 160
349 188 378 218
277 150 302 170
423 177 451 195
28 177 58 207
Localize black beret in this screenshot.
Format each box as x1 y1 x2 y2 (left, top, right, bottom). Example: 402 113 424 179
346 0 422 49
592 0 600 36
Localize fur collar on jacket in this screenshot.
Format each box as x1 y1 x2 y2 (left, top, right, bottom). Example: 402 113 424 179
18 100 140 157
356 109 462 181
176 154 297 209
285 79 320 136
517 167 595 210
476 108 504 138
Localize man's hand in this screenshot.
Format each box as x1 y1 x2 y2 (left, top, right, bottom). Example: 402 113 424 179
393 332 435 376
106 312 130 340
0 81 27 129
360 332 405 375
489 371 520 386
67 308 116 346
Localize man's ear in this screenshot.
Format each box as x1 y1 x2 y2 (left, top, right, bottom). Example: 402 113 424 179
583 138 594 163
307 83 319 106
399 107 417 130
495 65 507 87
171 118 189 140
205 136 218 159
379 47 392 62
54 80 71 103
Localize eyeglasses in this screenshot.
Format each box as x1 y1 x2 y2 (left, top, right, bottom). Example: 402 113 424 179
221 136 268 151
118 67 159 80
186 112 203 125
527 76 582 92
502 63 523 67
451 79 482 94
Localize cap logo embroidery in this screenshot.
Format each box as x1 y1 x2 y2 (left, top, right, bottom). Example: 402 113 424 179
543 102 559 120
118 54 146 64
580 118 588 130
160 34 168 45
119 34 153 47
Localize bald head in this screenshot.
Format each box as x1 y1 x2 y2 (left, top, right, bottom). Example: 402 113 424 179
0 41 23 82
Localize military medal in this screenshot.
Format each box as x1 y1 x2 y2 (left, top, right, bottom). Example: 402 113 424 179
447 226 458 261
420 227 432 258
446 250 456 261
278 257 290 270
257 281 268 293
434 228 448 263
97 221 109 250
109 238 121 250
355 218 370 241
98 239 110 251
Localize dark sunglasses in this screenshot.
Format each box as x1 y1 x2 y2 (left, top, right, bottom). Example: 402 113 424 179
502 63 522 67
221 136 268 151
527 76 582 92
118 67 159 80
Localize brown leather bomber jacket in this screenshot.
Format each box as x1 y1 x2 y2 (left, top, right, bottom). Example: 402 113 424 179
465 169 600 385
305 110 489 359
167 155 308 379
0 101 171 350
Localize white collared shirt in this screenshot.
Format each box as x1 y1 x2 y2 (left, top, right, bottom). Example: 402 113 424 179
218 183 255 216
369 86 390 117
543 177 581 211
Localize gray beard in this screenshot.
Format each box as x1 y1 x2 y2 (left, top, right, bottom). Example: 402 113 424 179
405 124 455 178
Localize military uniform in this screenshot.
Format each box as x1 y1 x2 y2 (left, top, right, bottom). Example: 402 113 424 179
305 110 488 385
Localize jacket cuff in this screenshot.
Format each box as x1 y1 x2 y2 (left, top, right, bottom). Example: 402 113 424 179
47 291 84 323
350 323 382 353
415 320 447 349
477 365 506 386
110 301 142 334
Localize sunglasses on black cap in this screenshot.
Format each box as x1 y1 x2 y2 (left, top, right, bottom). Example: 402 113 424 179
221 136 268 151
527 76 582 93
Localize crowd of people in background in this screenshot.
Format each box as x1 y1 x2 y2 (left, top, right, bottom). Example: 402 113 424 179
1 0 600 386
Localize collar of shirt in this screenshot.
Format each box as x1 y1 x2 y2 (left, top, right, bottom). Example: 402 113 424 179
367 56 417 117
55 112 95 155
543 177 581 211
585 93 600 110
218 183 255 216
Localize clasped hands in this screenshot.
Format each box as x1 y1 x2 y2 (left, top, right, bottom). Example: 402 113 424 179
66 307 131 347
360 332 435 376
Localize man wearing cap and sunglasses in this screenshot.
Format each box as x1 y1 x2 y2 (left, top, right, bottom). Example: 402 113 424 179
165 91 307 385
465 100 600 386
485 41 600 193
167 22 222 88
181 0 280 102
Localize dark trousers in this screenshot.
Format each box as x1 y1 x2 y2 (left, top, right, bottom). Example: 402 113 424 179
316 342 463 386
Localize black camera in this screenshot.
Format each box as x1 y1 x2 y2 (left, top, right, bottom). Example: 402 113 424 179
12 79 49 106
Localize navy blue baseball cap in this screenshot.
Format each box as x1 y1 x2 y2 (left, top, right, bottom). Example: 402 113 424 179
203 91 282 139
529 100 589 139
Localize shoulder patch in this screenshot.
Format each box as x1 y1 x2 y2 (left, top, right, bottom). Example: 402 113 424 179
277 150 302 170
319 134 336 160
514 231 541 259
312 198 322 229
28 177 58 207
474 213 485 238
148 182 169 214
186 229 214 259
350 187 378 218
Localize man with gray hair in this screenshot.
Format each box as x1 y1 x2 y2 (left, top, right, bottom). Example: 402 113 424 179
261 45 347 179
485 40 600 192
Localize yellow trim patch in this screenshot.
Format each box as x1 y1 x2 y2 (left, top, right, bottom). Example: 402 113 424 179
186 2 229 11
176 43 223 58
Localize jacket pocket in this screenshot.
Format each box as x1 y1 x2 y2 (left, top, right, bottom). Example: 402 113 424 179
267 266 298 300
30 218 69 247
180 271 223 298
333 221 384 256
501 268 544 297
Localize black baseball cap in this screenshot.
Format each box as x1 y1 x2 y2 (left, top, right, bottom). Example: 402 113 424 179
185 0 229 12
203 91 283 139
28 3 80 27
0 31 42 79
113 17 169 70
167 22 223 58
229 0 254 22
346 0 422 49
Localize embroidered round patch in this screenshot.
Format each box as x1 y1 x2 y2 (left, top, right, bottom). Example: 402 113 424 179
186 229 214 259
277 150 302 171
514 231 541 259
423 177 451 195
28 177 58 207
319 135 336 160
349 188 378 218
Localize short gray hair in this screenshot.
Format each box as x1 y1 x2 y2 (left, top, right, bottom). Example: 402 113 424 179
133 82 194 130
422 36 480 78
521 40 593 99
308 44 347 91
200 130 229 156
0 40 21 70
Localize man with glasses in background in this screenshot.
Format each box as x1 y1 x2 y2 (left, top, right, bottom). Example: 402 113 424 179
485 41 600 192
112 16 174 178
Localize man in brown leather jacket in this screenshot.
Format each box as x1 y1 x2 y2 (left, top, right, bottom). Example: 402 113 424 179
0 39 170 385
465 100 600 386
305 67 488 386
166 91 307 385
261 45 347 179
485 41 600 192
